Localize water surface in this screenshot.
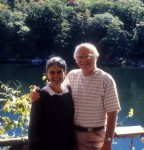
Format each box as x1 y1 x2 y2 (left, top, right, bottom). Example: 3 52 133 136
0 64 144 149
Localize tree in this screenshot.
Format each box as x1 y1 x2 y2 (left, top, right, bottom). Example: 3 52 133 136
25 2 66 56
88 13 123 59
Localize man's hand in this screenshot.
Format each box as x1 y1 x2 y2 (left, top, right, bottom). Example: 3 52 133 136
29 87 40 102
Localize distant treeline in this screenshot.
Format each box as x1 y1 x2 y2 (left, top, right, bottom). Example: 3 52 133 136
0 0 144 63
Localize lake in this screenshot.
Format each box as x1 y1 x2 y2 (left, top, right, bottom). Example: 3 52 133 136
0 63 144 149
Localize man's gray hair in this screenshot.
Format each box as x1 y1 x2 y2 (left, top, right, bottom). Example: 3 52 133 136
73 43 99 59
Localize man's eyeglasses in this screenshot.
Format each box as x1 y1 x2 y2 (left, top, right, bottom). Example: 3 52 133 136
76 54 94 60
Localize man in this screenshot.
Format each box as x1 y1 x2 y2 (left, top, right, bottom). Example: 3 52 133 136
30 43 121 150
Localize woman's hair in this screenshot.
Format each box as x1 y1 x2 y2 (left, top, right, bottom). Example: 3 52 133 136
46 56 67 72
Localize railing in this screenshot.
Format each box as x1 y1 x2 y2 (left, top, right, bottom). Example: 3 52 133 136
0 136 28 147
0 126 144 150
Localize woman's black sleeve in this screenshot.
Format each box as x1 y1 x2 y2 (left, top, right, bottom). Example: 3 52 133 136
28 99 41 150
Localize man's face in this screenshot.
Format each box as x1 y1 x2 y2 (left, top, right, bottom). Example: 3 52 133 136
75 47 96 74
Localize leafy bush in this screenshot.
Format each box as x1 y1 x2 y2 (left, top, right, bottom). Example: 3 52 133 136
0 80 33 138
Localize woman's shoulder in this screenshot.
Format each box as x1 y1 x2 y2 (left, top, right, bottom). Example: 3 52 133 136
38 89 51 99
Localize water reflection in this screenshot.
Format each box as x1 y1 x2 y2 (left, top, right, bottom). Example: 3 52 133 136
0 64 144 149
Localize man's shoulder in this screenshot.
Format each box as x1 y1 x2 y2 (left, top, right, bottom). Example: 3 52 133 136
97 68 114 82
98 68 112 77
68 69 81 75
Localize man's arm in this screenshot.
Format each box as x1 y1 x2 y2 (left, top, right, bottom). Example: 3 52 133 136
101 110 118 150
29 87 40 102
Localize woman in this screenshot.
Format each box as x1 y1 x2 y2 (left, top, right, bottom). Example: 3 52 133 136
28 56 76 150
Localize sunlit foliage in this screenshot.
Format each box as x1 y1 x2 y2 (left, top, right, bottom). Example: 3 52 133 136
0 81 33 137
0 0 144 61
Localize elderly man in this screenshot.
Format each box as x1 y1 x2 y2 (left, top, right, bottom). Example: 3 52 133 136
30 43 121 150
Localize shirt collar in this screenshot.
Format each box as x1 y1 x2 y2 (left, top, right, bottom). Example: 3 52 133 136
43 82 69 96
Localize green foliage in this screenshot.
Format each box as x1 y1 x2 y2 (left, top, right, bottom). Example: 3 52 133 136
0 3 8 9
90 0 114 15
132 25 144 56
90 0 144 30
0 73 47 138
0 0 144 61
25 1 66 51
88 13 124 58
117 108 134 126
112 0 144 30
0 9 30 58
66 6 92 46
0 81 33 137
90 13 123 42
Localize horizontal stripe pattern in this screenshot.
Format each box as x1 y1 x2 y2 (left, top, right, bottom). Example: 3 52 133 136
65 68 120 127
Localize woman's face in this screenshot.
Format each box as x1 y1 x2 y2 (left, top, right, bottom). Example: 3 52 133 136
46 65 66 86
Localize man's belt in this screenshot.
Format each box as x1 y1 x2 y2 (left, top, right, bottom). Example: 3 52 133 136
74 125 104 132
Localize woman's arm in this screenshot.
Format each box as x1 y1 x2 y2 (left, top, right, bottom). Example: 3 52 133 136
28 99 41 150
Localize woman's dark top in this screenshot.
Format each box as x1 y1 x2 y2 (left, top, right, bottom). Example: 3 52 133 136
28 86 75 150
